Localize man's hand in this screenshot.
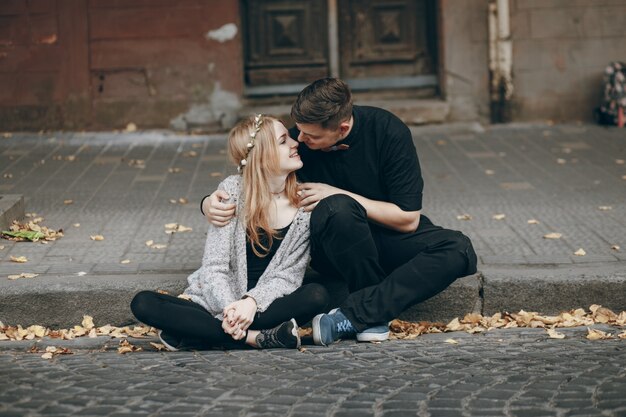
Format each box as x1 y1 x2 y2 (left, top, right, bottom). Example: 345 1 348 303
203 190 236 226
297 182 344 211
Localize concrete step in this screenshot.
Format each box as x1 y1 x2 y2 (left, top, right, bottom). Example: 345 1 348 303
239 98 450 127
1 263 624 328
0 194 24 231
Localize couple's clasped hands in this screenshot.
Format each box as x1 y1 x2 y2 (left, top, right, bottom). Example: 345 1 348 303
203 182 343 226
222 297 257 340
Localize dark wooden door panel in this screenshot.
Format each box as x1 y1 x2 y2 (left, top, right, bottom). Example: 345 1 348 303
339 0 435 79
243 0 329 86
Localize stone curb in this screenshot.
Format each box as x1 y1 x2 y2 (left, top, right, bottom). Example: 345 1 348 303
0 194 24 231
1 262 625 328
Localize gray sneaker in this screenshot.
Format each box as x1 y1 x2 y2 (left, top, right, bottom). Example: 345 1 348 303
158 330 180 352
356 324 390 342
256 318 301 349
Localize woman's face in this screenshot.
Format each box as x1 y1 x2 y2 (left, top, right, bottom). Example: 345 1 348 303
272 120 303 174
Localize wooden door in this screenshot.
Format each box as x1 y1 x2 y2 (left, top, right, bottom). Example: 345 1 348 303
338 0 435 80
241 0 437 93
242 0 329 87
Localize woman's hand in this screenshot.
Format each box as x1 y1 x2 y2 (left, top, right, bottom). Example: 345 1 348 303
203 190 236 226
222 297 257 339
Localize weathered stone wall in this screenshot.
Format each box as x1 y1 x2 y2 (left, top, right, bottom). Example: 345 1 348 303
510 0 626 122
0 0 243 131
439 0 491 123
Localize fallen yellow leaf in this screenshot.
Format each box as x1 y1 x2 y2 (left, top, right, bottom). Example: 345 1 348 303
492 214 506 220
73 223 80 227
8 273 39 280
150 342 167 351
586 328 613 340
616 159 625 165
574 248 586 256
444 338 459 344
63 200 73 205
82 315 95 330
485 170 495 175
145 240 154 247
612 245 620 251
598 206 612 211
120 259 131 264
527 219 539 224
90 235 104 241
557 158 567 164
125 123 137 132
10 256 28 263
543 233 562 239
546 328 565 339
456 214 472 221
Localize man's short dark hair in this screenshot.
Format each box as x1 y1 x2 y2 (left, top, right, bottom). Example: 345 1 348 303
291 78 353 130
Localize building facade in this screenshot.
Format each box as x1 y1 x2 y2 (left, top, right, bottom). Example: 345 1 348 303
0 0 625 131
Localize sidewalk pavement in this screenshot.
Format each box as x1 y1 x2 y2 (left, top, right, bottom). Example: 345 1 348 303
0 123 625 328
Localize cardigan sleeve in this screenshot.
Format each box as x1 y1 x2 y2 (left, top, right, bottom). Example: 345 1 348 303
244 215 311 312
184 176 240 314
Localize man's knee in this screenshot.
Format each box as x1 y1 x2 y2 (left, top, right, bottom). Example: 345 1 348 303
310 194 366 237
446 232 478 276
303 283 331 312
130 290 156 322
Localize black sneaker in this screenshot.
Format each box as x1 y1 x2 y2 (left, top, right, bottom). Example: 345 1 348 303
255 318 300 349
158 330 180 351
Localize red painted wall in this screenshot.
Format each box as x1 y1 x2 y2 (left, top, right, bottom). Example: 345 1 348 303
0 0 244 130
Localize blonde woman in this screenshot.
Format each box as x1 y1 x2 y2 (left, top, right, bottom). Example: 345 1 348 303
131 115 329 350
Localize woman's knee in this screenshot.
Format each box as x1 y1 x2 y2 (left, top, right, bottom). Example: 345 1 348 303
130 290 157 321
302 284 331 312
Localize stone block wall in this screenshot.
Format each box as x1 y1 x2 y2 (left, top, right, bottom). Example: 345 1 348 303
510 0 626 122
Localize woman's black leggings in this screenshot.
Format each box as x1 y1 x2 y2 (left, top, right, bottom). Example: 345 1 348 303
131 283 330 349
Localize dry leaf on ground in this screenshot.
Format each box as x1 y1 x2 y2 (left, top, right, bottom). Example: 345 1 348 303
547 328 565 339
118 339 142 354
456 214 472 221
90 235 104 241
527 219 539 224
10 256 28 263
574 248 586 256
598 206 613 211
120 259 131 264
125 123 137 132
8 273 39 280
150 342 167 351
63 200 73 205
168 168 182 174
492 214 506 220
612 245 620 251
444 338 459 344
543 233 562 239
586 328 613 340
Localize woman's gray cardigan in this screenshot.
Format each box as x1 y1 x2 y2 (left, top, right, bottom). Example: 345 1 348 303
184 175 311 319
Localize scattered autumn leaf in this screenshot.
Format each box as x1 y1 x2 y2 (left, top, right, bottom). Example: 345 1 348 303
168 167 182 174
3 173 13 179
598 206 612 211
8 273 39 280
177 294 192 300
39 34 57 44
82 315 95 330
65 155 76 162
543 232 562 239
178 198 188 204
616 159 625 165
557 158 567 164
128 159 146 169
73 223 80 227
444 338 459 344
90 235 104 241
586 328 613 340
0 245 4 250
492 214 506 220
120 259 131 264
618 331 626 340
76 271 87 276
2 219 63 242
118 339 142 354
10 255 28 263
150 342 167 351
456 214 472 221
182 151 198 157
125 123 137 133
485 170 495 175
63 199 73 205
210 172 223 177
574 248 586 256
547 328 565 339
145 240 154 247
527 219 539 224
165 223 192 234
612 245 620 251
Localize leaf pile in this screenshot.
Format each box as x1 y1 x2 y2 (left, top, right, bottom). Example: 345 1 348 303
390 305 626 340
0 315 157 342
1 218 63 242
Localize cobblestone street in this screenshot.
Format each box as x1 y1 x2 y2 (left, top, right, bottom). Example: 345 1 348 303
1 327 625 417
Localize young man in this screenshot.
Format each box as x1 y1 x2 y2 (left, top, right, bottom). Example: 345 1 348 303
202 78 477 346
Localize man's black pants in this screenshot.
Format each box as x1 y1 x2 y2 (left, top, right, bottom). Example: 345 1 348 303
309 195 478 332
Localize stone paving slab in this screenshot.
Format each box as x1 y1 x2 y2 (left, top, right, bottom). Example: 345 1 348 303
0 326 625 417
0 124 625 326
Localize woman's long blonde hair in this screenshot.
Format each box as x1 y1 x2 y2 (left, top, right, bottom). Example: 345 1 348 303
228 115 299 257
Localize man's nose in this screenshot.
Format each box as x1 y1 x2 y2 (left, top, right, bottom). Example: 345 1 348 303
297 131 304 142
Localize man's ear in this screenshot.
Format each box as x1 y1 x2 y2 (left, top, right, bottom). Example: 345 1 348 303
338 121 351 136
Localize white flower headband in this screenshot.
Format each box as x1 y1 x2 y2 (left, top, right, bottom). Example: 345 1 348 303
238 114 263 172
